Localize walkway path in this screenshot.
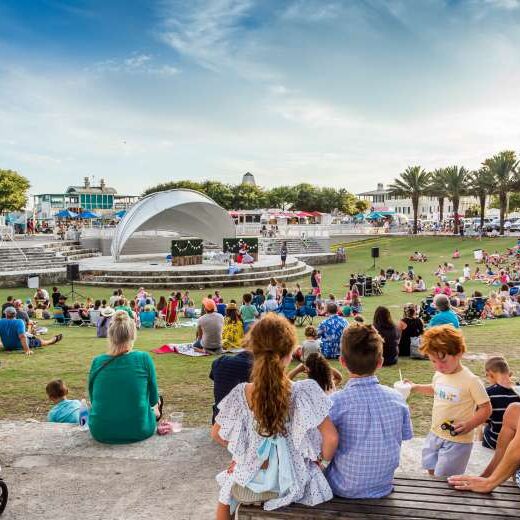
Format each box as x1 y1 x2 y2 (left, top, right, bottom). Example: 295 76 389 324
0 421 493 520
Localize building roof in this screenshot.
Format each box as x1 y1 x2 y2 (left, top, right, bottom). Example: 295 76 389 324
66 186 118 194
357 188 389 196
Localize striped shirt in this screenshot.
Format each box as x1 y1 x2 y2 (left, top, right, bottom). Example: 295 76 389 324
482 384 520 450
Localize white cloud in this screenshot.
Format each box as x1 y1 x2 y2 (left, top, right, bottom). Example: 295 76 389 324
90 53 179 76
158 0 256 72
482 0 520 9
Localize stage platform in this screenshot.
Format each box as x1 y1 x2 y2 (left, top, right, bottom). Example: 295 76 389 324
79 254 314 288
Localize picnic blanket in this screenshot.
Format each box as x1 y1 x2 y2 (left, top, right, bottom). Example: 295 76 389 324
152 343 209 357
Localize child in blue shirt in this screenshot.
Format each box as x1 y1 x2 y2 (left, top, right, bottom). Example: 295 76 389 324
46 379 81 424
326 323 413 498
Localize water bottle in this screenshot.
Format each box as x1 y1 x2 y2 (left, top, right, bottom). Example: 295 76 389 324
79 399 89 430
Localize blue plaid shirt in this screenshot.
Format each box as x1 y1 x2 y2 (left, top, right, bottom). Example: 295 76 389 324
317 315 348 358
326 376 413 498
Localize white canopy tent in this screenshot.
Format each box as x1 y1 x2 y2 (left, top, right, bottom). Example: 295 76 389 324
111 189 236 261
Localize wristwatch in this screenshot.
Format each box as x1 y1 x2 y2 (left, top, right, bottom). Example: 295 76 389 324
318 453 331 469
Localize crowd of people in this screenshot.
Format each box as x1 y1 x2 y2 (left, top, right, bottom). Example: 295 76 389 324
5 241 520 516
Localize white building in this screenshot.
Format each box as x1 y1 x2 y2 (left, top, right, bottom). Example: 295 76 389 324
241 172 256 186
357 183 485 220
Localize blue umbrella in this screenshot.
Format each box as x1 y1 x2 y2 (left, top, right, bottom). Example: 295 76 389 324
353 213 365 220
78 210 100 219
366 211 384 220
114 210 127 219
55 209 78 219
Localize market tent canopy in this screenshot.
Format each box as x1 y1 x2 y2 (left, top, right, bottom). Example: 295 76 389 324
366 212 384 220
55 210 78 219
111 189 236 261
78 211 100 219
353 213 365 220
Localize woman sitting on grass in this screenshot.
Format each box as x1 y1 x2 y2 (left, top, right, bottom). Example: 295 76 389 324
211 313 338 519
222 302 244 350
88 310 162 444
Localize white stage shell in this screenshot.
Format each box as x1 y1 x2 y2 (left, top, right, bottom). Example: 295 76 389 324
111 189 236 261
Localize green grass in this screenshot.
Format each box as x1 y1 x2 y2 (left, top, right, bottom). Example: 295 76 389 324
1 235 519 435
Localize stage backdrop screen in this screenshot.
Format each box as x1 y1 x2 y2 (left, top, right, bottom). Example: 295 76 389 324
171 239 203 258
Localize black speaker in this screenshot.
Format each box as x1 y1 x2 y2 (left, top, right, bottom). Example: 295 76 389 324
371 247 380 259
66 263 80 282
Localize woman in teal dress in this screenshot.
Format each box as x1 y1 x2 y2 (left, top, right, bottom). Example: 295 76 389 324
88 310 161 444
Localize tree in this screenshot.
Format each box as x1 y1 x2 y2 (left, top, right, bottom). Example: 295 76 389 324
231 184 266 210
388 166 431 234
428 168 448 223
468 167 494 231
266 186 296 210
444 165 470 234
353 198 370 214
292 183 319 211
142 180 202 196
200 181 234 209
0 169 30 214
483 150 519 235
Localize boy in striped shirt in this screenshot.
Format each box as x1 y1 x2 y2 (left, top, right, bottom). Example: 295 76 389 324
483 356 520 450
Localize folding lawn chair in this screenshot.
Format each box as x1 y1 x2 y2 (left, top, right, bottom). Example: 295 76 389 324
278 295 297 323
296 294 317 326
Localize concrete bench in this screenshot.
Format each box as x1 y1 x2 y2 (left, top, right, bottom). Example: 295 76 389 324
238 475 520 519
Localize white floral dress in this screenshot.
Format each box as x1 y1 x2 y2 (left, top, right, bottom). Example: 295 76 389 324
215 379 333 511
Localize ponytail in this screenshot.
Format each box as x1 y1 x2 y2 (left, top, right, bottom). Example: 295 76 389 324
249 314 296 437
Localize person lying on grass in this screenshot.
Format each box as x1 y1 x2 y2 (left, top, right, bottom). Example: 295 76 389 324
0 306 62 355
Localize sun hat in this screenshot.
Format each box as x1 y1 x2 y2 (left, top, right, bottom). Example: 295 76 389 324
227 302 237 310
101 307 115 317
202 298 216 312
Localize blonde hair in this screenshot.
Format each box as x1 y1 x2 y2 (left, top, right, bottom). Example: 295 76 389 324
107 310 136 355
249 313 296 437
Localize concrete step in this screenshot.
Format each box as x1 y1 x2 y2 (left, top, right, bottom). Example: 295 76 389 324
80 265 313 289
81 262 308 284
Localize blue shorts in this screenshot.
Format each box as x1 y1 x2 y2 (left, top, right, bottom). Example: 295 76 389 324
422 432 473 477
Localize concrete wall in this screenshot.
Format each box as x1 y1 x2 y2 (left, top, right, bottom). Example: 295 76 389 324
0 270 67 288
81 235 175 256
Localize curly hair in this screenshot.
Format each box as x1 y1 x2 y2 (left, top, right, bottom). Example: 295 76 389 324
420 325 466 358
249 313 296 437
304 353 333 392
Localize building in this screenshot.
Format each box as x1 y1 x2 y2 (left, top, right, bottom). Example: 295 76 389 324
241 172 256 186
33 177 139 219
357 183 485 220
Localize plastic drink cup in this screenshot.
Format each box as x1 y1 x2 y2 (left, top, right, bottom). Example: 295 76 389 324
170 412 184 433
393 381 412 400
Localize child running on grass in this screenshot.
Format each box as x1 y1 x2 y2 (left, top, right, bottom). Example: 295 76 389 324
407 325 491 477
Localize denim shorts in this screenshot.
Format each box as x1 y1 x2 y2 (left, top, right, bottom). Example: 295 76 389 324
422 432 473 477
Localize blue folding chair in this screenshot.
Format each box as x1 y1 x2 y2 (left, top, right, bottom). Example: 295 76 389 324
278 295 297 322
296 294 317 326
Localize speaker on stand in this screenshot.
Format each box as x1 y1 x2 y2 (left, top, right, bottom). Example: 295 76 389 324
63 263 85 300
371 246 379 270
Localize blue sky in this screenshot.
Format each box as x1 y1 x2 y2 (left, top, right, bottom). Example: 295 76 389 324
1 0 520 196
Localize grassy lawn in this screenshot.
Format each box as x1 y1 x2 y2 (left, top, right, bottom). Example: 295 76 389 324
1 235 519 436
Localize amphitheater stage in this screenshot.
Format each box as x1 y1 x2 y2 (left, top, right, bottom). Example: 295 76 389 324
78 254 315 288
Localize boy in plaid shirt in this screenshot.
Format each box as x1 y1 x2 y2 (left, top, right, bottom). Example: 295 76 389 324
326 323 413 498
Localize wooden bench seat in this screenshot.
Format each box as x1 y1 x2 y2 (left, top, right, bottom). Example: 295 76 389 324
237 475 520 519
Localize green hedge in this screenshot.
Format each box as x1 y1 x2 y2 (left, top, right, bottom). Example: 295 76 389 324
171 239 203 257
223 237 258 254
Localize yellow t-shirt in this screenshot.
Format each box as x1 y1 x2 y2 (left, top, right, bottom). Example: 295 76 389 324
431 366 490 443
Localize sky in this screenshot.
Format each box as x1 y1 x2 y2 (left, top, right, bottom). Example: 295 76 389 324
1 0 520 197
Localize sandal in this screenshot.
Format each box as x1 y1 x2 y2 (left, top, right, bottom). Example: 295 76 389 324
54 334 63 344
157 395 164 422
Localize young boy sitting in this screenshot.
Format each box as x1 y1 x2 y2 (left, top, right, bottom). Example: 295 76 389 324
325 324 413 498
408 325 491 477
46 379 81 424
482 356 520 450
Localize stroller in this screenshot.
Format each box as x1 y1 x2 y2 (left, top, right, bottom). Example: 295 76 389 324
419 297 437 324
0 464 8 515
462 297 487 325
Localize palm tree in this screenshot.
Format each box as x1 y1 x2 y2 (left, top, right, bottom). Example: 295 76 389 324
483 151 519 235
428 168 448 223
444 165 470 234
468 167 494 231
388 166 431 234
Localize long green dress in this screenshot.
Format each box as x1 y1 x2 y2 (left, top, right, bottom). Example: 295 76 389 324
88 350 159 444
